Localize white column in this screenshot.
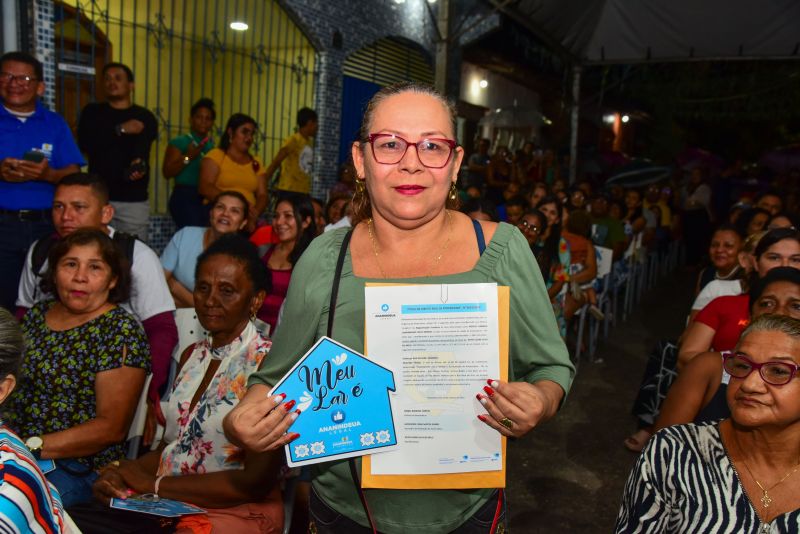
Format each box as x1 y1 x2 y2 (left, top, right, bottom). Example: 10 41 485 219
568 65 581 185
2 0 18 53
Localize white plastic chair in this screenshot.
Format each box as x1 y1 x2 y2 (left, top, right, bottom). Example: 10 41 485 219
125 373 153 459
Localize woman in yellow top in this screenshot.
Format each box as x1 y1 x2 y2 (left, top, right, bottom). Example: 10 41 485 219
200 113 268 230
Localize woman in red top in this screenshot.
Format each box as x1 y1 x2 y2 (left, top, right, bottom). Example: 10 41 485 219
256 196 316 333
678 227 800 370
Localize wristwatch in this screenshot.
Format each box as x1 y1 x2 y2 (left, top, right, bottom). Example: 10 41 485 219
25 435 43 455
183 155 191 165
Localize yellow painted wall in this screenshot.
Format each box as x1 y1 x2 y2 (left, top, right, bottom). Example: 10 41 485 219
56 0 316 213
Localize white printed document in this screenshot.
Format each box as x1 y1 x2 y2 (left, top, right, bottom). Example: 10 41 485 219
364 283 502 475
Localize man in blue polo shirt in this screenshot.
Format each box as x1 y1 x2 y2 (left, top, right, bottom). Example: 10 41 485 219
0 51 84 310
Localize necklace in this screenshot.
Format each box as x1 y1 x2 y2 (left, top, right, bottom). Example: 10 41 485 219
737 447 800 508
366 211 452 279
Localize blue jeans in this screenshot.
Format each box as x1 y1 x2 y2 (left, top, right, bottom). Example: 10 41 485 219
0 211 53 311
309 487 507 533
46 459 98 508
169 185 209 229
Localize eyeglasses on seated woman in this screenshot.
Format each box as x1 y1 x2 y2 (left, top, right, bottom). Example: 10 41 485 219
616 313 800 532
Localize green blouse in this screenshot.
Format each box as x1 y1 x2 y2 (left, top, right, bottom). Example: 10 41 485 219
249 222 574 533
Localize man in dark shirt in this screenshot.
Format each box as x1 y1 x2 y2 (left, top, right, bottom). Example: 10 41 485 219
78 63 157 241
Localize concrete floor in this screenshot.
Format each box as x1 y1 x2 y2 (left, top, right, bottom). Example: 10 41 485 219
506 269 695 533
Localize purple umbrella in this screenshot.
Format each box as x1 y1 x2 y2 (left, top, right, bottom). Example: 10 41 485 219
760 144 800 174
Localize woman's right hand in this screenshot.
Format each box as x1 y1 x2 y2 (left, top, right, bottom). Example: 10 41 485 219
223 386 301 452
93 467 129 505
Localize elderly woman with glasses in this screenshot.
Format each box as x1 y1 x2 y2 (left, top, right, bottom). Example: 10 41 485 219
224 82 573 533
616 313 800 532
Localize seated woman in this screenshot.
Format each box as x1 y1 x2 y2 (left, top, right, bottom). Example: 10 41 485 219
199 113 268 231
90 234 283 533
161 191 249 307
256 195 316 333
679 227 800 370
536 195 571 338
0 308 66 532
561 209 601 321
616 314 800 532
689 229 762 323
694 223 744 296
3 229 149 508
654 267 800 432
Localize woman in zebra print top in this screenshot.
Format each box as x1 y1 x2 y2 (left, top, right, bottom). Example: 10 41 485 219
616 314 800 533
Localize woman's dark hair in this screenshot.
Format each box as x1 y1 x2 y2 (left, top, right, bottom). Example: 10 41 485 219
749 266 800 313
769 212 800 230
754 227 800 259
275 195 317 266
219 113 257 151
325 194 351 224
0 308 24 379
210 190 250 220
40 229 131 304
536 195 563 280
190 97 216 120
461 197 497 222
566 208 592 238
196 234 271 294
712 222 745 242
735 207 771 237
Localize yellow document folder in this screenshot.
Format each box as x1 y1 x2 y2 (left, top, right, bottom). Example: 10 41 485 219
361 285 510 489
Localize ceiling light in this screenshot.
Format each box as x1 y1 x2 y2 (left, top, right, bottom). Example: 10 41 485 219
621 114 630 123
603 113 616 124
478 79 488 89
230 21 248 31
427 0 437 3
393 0 406 4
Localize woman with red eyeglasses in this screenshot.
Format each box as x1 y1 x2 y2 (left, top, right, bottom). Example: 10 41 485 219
617 313 800 532
199 113 268 232
224 82 573 533
654 266 800 434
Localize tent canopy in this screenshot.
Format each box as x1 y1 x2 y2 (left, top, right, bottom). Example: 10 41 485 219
494 0 800 64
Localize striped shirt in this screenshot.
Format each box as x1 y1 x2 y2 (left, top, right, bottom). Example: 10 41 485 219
616 422 800 533
0 424 64 533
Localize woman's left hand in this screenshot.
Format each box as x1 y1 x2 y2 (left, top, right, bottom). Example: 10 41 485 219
476 379 563 438
116 459 157 495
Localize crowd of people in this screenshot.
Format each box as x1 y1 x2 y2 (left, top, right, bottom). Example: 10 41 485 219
2 45 800 533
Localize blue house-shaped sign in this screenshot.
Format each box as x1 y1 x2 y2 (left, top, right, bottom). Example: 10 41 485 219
270 336 398 467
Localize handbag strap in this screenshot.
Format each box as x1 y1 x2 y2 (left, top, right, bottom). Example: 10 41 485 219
326 229 377 533
327 229 353 338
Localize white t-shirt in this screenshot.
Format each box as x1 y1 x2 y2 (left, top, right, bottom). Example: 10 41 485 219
16 226 175 322
691 279 743 311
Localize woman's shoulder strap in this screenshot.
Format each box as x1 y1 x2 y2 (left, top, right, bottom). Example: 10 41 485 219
472 219 486 256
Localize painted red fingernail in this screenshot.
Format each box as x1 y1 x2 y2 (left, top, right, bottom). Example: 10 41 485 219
476 393 484 401
483 386 495 397
283 400 296 411
477 414 487 422
289 433 301 441
487 379 494 386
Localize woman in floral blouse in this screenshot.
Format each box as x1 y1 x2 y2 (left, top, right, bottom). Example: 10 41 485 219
3 229 149 508
91 234 283 533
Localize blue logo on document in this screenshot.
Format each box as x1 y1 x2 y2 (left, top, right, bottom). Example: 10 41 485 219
381 303 389 312
271 337 398 466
